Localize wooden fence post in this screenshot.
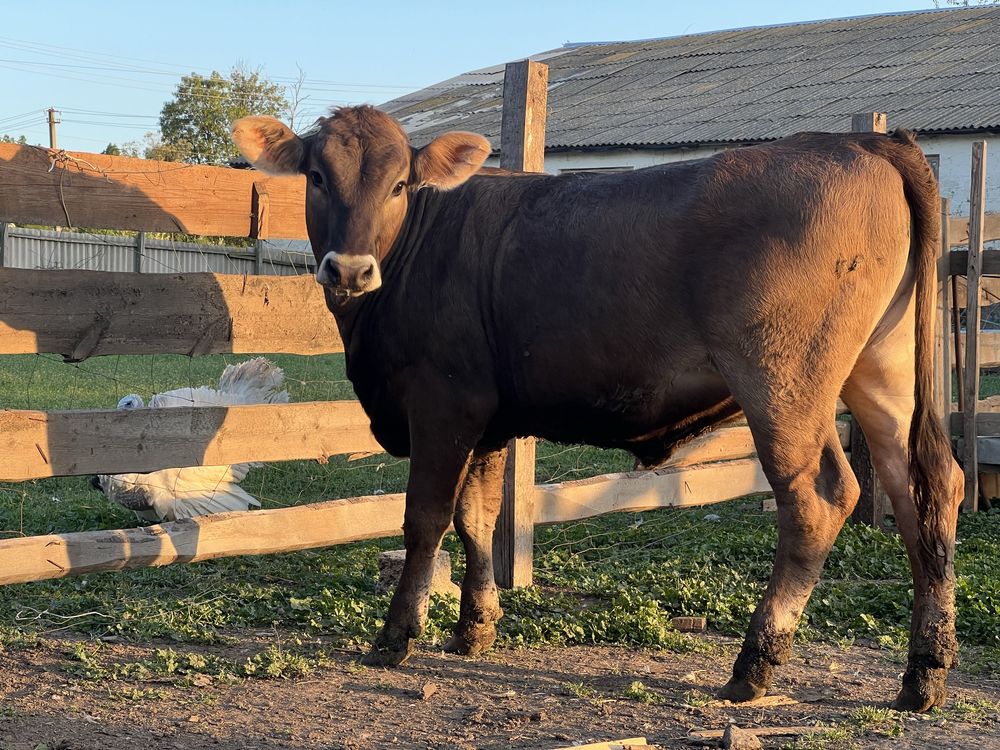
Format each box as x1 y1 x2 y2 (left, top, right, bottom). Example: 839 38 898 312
849 112 891 529
493 59 548 588
499 60 549 174
963 141 987 512
133 231 145 274
251 182 270 275
940 197 952 431
0 221 7 268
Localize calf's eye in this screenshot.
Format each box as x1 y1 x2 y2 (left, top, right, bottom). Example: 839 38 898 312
392 180 406 197
309 170 325 188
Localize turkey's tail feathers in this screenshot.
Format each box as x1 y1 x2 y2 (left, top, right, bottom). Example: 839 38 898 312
217 357 289 405
99 467 261 523
158 483 261 521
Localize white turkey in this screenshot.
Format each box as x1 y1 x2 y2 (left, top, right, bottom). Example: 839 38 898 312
95 357 289 523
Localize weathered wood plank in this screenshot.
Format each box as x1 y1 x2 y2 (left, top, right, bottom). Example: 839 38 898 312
0 492 406 586
0 401 379 481
975 436 1000 465
494 59 548 589
688 727 835 740
948 247 1000 277
963 332 1000 369
950 409 1000 436
939 199 952 426
850 418 891 529
494 438 536 588
664 421 849 468
534 457 771 525
0 267 342 358
550 740 646 750
499 60 549 173
0 143 306 239
963 141 987 512
939 275 1000 308
949 212 1000 247
848 113 888 527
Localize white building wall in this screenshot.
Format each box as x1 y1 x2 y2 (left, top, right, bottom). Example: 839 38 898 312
486 133 1000 217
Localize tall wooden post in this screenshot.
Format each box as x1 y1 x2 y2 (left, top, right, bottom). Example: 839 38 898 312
133 231 145 274
251 182 270 276
940 197 953 432
0 221 8 268
493 59 548 588
962 141 987 512
849 112 891 529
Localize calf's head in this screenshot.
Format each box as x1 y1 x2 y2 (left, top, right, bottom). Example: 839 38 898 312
232 107 490 302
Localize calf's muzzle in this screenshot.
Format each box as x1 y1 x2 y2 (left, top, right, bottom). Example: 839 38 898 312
315 251 382 296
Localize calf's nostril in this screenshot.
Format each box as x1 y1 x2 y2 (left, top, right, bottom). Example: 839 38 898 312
318 257 341 287
361 263 375 283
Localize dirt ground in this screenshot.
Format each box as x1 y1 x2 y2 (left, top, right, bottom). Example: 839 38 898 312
0 633 997 750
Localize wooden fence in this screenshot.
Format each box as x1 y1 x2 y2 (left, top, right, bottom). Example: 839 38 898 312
0 70 995 593
942 140 1000 511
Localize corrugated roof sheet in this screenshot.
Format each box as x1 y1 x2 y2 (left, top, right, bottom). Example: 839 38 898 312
381 6 1000 150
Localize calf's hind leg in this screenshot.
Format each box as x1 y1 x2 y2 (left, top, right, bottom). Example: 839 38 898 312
842 328 963 711
444 447 507 656
719 408 859 701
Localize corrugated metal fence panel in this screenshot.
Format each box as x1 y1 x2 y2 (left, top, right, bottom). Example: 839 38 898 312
6 227 135 272
140 241 255 276
1 227 314 276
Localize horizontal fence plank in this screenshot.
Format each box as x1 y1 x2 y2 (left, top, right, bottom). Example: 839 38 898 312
941 276 1000 309
534 457 771 525
0 143 307 239
0 267 342 358
950 410 1000 437
0 457 774 584
0 492 406 586
949 247 1000 277
664 426 756 468
663 421 849 468
965 332 1000 369
0 401 380 481
949 212 1000 248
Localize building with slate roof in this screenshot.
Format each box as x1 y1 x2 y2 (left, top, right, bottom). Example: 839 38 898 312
381 5 1000 215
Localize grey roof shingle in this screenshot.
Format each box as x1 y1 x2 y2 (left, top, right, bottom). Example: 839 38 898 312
380 6 1000 151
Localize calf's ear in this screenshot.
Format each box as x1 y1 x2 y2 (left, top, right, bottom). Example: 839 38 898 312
413 132 491 190
231 117 304 175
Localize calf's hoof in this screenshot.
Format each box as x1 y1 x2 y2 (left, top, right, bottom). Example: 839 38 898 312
443 621 497 657
892 667 949 712
360 631 414 667
717 676 768 703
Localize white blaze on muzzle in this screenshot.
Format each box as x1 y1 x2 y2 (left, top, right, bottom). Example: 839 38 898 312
315 251 382 295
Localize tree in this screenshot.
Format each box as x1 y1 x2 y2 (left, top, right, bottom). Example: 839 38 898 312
286 64 310 132
158 63 288 164
101 143 122 156
0 134 28 145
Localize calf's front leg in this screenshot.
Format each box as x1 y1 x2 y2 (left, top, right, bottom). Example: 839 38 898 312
362 444 474 667
362 381 489 667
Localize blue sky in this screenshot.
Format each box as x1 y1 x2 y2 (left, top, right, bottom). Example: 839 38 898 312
1 0 942 152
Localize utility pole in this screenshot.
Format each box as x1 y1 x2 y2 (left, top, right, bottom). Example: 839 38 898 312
47 108 59 149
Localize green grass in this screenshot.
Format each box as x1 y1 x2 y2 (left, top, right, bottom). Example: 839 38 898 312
0 353 996 683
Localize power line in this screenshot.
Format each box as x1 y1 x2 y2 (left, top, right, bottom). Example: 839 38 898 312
57 108 160 120
0 32 462 106
0 109 44 126
60 119 154 130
